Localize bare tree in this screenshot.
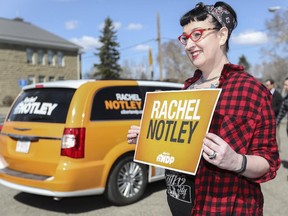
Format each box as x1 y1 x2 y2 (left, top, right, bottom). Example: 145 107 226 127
265 11 288 51
262 58 288 88
119 60 134 79
261 10 288 86
162 40 196 83
120 59 148 80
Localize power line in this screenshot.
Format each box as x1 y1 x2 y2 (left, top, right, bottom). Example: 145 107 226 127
82 38 156 60
120 38 156 51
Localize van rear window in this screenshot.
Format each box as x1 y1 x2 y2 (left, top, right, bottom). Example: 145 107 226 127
7 88 75 123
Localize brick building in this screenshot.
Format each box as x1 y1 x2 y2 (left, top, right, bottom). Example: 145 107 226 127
0 17 82 105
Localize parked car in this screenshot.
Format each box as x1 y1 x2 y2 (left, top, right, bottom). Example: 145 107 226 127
0 115 5 131
0 79 183 205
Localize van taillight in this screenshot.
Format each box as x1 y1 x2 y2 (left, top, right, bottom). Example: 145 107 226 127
61 128 85 158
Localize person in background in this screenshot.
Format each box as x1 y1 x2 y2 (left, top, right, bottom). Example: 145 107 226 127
276 77 288 138
128 1 280 215
265 79 283 150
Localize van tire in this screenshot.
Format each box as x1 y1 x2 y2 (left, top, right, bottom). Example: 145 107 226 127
105 155 148 206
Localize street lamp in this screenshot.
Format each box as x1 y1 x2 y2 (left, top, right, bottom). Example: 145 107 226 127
268 6 281 12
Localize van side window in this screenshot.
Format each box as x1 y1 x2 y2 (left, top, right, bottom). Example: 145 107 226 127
91 86 143 121
90 85 181 121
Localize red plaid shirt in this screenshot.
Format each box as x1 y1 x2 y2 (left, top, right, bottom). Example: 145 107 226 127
184 64 280 215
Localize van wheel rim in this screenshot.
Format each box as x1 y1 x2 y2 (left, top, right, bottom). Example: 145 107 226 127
117 162 144 198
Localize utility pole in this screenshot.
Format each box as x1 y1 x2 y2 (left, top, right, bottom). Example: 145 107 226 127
157 13 163 81
149 48 154 80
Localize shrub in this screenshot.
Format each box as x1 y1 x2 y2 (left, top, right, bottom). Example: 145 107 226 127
2 95 14 106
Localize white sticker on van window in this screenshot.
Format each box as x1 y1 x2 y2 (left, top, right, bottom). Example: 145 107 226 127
115 93 141 101
13 96 58 116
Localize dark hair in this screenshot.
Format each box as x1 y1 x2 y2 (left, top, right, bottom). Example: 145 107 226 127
265 79 275 85
180 1 237 52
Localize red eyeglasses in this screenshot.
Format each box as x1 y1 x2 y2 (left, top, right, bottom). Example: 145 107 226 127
178 28 219 45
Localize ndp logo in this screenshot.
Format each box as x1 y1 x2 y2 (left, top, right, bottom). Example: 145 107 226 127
156 152 175 164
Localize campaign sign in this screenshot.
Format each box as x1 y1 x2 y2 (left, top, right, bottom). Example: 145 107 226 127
134 89 221 175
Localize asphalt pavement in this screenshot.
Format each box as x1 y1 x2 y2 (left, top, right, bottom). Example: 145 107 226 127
261 121 288 216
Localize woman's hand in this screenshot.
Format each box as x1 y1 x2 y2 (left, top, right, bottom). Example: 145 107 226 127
202 133 242 172
202 132 270 178
127 125 140 144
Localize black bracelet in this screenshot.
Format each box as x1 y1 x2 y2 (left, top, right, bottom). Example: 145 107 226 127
235 154 247 174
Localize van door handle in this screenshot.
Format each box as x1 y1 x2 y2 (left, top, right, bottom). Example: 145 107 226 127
8 134 39 142
13 127 32 131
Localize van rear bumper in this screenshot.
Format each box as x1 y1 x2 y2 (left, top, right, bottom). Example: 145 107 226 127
0 177 105 197
0 167 49 180
0 164 106 197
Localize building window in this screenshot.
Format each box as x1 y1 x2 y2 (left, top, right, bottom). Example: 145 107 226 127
48 76 55 82
26 48 35 64
47 50 55 65
27 75 35 85
37 50 44 65
57 51 65 67
38 75 45 83
58 76 64 80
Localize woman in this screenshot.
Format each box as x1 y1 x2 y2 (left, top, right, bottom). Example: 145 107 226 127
128 2 280 215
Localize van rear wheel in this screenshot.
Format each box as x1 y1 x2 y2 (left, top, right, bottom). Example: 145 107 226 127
105 155 148 206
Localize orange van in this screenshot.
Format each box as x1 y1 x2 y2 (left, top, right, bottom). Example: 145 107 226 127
0 79 183 205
